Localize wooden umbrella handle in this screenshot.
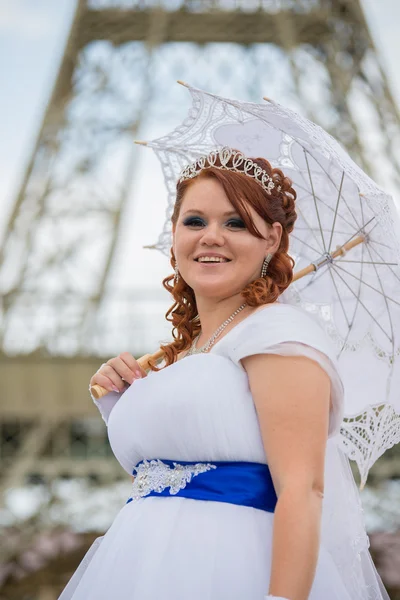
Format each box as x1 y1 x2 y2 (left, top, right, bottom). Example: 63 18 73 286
90 349 165 400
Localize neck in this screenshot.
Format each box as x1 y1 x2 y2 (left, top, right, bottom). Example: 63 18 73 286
194 294 249 341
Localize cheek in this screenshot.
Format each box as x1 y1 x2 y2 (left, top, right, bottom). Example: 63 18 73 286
174 228 196 258
234 236 264 260
175 230 190 250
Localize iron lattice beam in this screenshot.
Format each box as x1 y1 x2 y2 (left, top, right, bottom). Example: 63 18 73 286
78 7 333 47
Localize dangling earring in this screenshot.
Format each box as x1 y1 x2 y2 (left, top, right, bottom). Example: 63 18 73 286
174 262 180 285
261 253 273 278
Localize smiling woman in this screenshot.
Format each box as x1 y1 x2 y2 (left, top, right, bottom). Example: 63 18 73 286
65 147 390 600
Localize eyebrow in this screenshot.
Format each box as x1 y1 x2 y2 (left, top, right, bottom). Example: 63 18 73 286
182 209 240 217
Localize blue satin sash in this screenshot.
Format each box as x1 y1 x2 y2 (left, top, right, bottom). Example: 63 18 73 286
127 459 277 513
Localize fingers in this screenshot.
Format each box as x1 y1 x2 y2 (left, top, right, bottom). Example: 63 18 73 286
107 354 138 385
90 369 124 394
90 353 146 395
118 352 145 379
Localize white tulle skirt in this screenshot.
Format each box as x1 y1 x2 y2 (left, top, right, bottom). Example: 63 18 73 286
59 494 374 600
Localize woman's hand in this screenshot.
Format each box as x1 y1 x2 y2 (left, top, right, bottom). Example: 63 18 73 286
90 352 148 395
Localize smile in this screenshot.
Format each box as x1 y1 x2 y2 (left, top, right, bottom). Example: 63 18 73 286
195 262 230 266
194 259 231 264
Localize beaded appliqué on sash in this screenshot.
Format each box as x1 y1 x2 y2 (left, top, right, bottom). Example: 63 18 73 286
130 459 217 501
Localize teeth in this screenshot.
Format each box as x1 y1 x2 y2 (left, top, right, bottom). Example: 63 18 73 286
197 257 228 263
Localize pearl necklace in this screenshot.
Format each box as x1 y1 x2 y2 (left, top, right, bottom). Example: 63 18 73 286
186 303 247 356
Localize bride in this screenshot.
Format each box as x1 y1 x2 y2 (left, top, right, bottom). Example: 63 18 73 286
60 148 390 600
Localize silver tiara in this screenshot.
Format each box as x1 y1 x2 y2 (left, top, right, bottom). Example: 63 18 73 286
178 147 281 194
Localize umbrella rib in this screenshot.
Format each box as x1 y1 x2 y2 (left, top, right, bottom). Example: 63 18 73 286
305 152 364 232
327 267 353 330
295 227 352 235
338 192 392 359
303 149 327 252
366 238 395 250
365 220 380 238
293 175 375 246
332 263 400 308
330 264 394 343
337 260 398 266
295 201 326 251
338 215 375 250
367 240 400 285
290 233 322 255
335 237 366 359
363 235 396 370
293 180 357 232
328 170 345 254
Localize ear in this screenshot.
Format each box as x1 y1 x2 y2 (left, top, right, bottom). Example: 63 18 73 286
267 222 282 254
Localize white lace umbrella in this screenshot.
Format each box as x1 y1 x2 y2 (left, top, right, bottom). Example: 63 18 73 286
134 82 400 489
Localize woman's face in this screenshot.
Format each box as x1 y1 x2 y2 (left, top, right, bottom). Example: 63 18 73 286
172 177 282 301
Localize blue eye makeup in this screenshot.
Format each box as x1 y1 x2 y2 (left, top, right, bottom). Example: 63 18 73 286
183 217 205 227
227 219 246 229
183 216 245 229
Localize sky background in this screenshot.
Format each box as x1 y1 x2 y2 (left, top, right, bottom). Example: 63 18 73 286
0 0 400 296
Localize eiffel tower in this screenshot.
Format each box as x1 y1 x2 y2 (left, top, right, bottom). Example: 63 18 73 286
1 0 400 521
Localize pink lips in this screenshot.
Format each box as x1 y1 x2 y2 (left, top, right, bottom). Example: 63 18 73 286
195 258 231 267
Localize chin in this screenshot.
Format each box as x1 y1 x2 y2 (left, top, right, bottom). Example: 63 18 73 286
189 280 240 298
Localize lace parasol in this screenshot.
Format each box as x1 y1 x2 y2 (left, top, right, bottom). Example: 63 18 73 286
137 82 400 490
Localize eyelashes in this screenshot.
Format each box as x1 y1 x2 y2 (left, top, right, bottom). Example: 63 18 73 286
183 217 246 229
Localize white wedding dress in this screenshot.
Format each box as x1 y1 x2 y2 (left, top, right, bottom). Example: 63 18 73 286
59 303 389 600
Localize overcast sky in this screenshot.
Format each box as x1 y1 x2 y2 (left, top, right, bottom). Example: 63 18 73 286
0 0 399 291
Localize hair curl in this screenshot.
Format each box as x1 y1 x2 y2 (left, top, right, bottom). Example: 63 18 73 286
147 153 297 371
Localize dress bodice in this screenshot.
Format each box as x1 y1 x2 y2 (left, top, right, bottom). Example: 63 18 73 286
108 353 268 474
95 303 345 476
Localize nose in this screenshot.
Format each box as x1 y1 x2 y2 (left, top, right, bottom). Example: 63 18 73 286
199 222 225 246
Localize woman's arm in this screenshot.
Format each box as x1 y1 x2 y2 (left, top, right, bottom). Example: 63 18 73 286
242 352 330 600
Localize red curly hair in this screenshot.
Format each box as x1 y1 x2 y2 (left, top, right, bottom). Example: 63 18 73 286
147 153 297 371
